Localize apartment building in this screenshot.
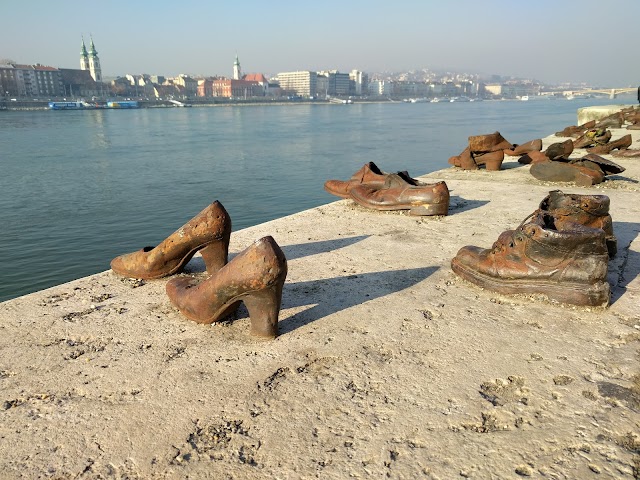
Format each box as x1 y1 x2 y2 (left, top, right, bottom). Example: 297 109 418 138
277 71 317 97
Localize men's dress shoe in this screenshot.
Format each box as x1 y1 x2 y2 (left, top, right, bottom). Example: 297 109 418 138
494 190 617 258
451 213 610 307
349 174 450 216
468 131 513 153
586 134 632 154
595 112 624 128
324 162 408 198
166 236 287 339
530 160 604 187
504 139 543 156
111 201 231 279
544 139 574 160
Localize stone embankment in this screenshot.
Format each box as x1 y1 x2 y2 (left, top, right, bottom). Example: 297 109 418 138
1 107 639 478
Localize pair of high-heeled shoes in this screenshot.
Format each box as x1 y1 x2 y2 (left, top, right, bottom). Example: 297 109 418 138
110 201 287 339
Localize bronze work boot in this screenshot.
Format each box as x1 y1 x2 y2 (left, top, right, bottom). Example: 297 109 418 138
324 162 417 198
492 190 617 258
468 131 514 153
166 236 287 339
111 201 231 279
504 139 543 156
349 174 450 216
586 134 632 154
451 213 610 307
530 160 604 186
539 190 617 257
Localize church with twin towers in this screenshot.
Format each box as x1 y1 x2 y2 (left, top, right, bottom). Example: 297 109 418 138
80 36 102 83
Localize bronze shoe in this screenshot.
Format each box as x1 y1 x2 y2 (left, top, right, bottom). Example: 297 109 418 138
448 147 478 170
544 139 574 160
530 160 605 186
451 213 610 307
468 131 513 153
554 120 596 138
324 162 413 198
349 174 449 216
586 134 632 154
472 150 504 171
111 201 231 279
573 128 611 149
504 139 543 156
166 236 287 339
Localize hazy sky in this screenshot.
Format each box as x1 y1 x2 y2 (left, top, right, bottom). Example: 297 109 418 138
3 0 638 86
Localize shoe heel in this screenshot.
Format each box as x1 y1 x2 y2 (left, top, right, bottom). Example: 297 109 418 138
243 281 284 339
200 231 230 274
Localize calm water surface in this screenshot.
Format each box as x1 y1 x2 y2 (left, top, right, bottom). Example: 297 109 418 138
0 97 628 302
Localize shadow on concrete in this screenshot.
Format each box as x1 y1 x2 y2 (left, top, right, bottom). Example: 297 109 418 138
281 235 370 261
278 266 439 335
184 235 370 273
609 221 640 304
447 196 490 214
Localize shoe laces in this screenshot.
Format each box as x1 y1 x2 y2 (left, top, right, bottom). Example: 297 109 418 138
491 212 537 253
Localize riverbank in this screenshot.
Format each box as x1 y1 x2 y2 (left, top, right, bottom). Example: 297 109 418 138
1 118 639 478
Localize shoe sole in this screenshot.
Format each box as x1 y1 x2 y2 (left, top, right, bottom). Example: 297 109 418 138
350 197 449 216
530 162 596 187
451 258 610 307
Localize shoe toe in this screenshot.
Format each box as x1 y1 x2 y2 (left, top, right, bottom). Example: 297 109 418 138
324 179 351 198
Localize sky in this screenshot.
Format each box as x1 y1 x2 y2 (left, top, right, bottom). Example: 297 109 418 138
2 0 638 87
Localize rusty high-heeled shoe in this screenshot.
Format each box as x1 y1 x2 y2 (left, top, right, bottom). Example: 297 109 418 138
110 201 231 279
165 236 287 339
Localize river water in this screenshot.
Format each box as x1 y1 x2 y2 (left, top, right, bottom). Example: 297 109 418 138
0 96 630 302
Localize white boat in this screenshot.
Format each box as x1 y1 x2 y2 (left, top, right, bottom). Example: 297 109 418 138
409 98 428 103
431 98 442 103
521 95 529 101
566 95 575 100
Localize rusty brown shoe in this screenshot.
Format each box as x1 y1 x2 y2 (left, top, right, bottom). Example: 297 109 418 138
349 174 449 216
166 236 287 339
110 201 231 279
451 213 610 307
324 162 408 198
468 131 514 153
530 160 605 186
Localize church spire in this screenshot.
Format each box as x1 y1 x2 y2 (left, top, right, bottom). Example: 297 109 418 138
86 35 102 83
89 35 98 56
80 36 89 71
233 54 241 80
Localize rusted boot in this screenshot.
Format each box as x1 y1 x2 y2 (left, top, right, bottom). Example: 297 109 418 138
166 236 287 339
539 190 617 257
544 139 574 160
473 150 504 171
586 134 632 154
530 160 605 186
349 174 450 216
111 201 231 279
504 139 543 156
451 213 610 306
468 131 513 153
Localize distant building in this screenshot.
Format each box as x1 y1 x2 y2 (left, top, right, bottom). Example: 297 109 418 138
349 70 368 96
277 71 317 97
233 54 242 80
0 64 64 97
59 68 99 97
212 78 262 98
317 70 350 96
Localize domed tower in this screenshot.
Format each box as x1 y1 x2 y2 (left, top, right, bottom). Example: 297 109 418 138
80 37 89 71
233 54 241 80
88 35 102 82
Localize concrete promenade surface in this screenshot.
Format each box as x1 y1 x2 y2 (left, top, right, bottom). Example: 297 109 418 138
1 120 639 478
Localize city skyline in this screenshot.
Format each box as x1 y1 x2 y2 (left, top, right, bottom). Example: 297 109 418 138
3 0 639 87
